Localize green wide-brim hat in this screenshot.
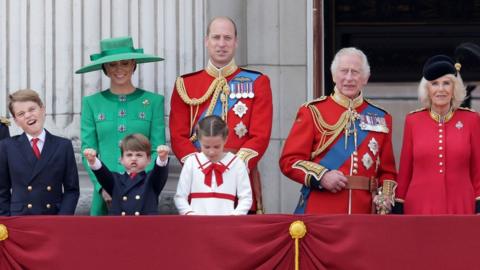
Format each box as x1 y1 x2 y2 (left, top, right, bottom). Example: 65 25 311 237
75 36 164 74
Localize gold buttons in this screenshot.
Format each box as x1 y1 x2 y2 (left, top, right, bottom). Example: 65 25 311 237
134 212 140 216
27 186 32 191
353 163 358 169
439 134 443 138
46 186 52 191
123 196 128 201
439 140 443 144
121 212 126 216
46 204 51 209
27 204 33 209
439 154 443 158
352 169 358 174
439 162 443 166
439 129 443 133
135 195 141 200
439 170 443 173
439 146 443 150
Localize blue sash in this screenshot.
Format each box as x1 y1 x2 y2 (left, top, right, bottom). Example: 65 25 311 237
193 70 260 148
294 103 386 214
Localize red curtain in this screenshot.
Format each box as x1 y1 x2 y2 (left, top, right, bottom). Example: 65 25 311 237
1 215 480 270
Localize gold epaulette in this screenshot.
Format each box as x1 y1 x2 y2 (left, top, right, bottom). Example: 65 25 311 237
0 117 10 126
302 96 327 107
364 98 390 114
408 107 427 114
457 107 476 112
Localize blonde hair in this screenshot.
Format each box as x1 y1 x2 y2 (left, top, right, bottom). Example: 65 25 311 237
417 74 466 109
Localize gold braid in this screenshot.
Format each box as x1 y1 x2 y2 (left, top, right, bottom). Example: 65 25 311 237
309 105 349 159
176 76 231 142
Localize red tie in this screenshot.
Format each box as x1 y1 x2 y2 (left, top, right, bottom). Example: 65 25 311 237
130 172 137 180
202 163 227 187
31 138 40 159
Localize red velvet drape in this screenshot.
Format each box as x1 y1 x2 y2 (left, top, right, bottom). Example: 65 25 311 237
1 215 480 270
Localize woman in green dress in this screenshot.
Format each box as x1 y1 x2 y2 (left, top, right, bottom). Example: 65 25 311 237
76 37 165 215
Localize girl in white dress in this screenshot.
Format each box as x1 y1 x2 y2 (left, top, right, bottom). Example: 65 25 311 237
174 115 252 215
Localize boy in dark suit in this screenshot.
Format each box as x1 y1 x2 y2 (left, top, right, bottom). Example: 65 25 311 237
83 134 169 216
0 89 79 216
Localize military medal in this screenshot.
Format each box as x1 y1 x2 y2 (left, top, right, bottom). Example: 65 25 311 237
248 82 255 98
138 112 146 119
359 113 389 133
142 99 150 106
455 121 463 130
368 137 379 155
234 121 248 138
241 83 248 98
362 153 373 170
97 113 105 121
233 101 248 118
119 95 127 102
229 83 236 99
235 84 242 99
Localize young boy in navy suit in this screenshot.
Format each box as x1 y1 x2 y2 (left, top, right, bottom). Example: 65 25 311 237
83 134 169 216
0 89 80 216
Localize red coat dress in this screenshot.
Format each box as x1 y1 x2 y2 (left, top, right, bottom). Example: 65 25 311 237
169 61 273 212
279 91 397 214
396 108 480 214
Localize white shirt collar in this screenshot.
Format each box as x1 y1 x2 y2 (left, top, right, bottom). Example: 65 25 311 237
26 129 46 143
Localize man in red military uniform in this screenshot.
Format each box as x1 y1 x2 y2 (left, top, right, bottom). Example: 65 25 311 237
279 47 397 214
169 16 273 213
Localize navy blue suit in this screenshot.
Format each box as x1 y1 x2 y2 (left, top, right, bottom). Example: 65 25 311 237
0 122 9 140
93 160 168 215
0 131 80 215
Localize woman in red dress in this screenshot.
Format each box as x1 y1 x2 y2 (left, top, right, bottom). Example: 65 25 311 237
394 55 480 214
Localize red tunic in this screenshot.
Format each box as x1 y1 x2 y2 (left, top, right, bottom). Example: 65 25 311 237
169 64 273 211
279 94 397 214
396 109 480 214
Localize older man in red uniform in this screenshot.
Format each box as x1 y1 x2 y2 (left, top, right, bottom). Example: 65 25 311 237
280 47 397 214
169 16 272 213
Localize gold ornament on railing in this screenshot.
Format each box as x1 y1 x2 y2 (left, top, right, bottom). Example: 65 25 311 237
289 220 307 270
0 224 8 241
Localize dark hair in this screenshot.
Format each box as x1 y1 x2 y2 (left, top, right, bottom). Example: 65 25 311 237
101 60 137 75
9 89 44 117
206 16 237 37
196 115 228 139
120 133 151 157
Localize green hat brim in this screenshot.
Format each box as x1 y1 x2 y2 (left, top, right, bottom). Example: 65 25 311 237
75 53 164 74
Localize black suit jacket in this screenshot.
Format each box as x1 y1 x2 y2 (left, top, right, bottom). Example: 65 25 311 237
0 123 9 140
93 160 169 215
0 130 80 215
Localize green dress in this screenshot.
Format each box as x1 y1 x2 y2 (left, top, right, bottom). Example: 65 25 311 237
81 88 165 215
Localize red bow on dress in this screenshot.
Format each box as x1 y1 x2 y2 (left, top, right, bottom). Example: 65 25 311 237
202 163 227 187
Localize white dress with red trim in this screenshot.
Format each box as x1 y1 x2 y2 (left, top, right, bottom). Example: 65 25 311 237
174 152 252 215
